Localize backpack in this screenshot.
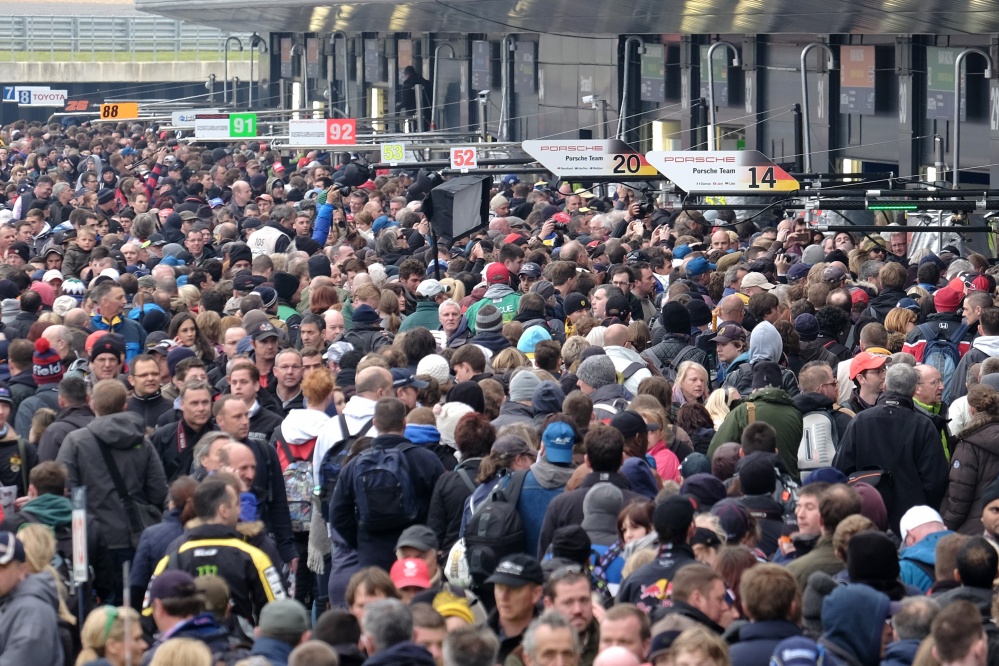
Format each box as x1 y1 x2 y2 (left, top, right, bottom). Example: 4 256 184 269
660 344 701 382
918 322 968 389
775 469 800 518
274 429 315 533
798 410 839 471
351 443 420 532
464 470 528 588
317 415 374 521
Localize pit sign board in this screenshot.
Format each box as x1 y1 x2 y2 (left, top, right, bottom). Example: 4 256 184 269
2 86 67 107
171 108 221 127
644 150 800 193
450 147 479 171
287 118 357 146
522 139 659 179
194 113 258 140
99 102 139 120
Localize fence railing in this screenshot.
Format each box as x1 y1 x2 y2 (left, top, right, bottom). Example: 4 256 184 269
0 16 252 63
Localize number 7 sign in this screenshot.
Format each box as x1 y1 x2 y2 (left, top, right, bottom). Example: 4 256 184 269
450 147 478 171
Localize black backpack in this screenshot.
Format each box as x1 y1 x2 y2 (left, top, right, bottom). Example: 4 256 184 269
318 415 374 521
464 470 528 589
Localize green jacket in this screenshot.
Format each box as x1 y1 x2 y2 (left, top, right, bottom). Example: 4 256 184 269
465 285 521 334
399 300 441 333
709 387 804 481
785 535 842 591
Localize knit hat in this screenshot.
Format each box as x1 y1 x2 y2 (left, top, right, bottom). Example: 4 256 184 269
564 292 590 317
854 482 889 531
531 280 555 302
686 299 712 327
166 347 196 376
437 402 474 448
576 355 617 389
847 530 900 583
680 473 727 511
547 528 591 568
475 304 503 333
653 495 695 536
0 299 18 325
899 506 944 543
517 326 552 354
52 295 77 318
793 313 820 341
581 483 624 546
90 333 126 363
253 286 278 310
307 254 332 278
259 599 310 636
681 452 712 478
61 278 86 302
802 244 826 266
803 467 848 485
273 271 299 302
982 478 999 509
801 571 839 635
509 370 542 402
445 381 485 413
934 286 963 313
531 381 565 419
0 280 18 300
737 451 777 495
416 355 451 385
30 282 54 308
661 301 691 333
620 457 659 500
352 304 381 327
32 337 64 385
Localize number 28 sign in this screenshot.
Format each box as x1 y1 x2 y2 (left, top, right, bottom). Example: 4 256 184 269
450 147 478 171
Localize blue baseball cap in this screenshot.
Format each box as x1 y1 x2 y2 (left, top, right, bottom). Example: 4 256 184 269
787 262 812 283
0 387 11 406
542 422 575 464
686 256 715 278
673 244 692 260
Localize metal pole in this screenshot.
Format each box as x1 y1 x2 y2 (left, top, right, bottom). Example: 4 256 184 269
792 103 804 173
616 36 643 140
231 77 240 108
934 134 944 182
499 35 516 141
706 41 740 150
249 33 267 110
800 42 837 173
291 42 307 115
477 92 488 142
953 47 994 188
224 36 243 105
207 74 216 104
332 31 349 117
431 44 455 131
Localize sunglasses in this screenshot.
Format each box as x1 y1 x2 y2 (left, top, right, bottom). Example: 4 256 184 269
549 564 585 583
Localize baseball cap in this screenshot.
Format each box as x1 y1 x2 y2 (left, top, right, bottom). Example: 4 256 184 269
390 368 429 390
786 262 812 283
686 256 715 278
258 599 310 635
492 435 534 460
604 294 631 319
714 324 748 344
899 506 944 543
934 286 963 313
416 279 451 298
390 558 432 590
42 270 64 284
503 233 529 247
519 262 542 279
324 341 354 364
564 293 590 317
822 265 848 283
896 297 921 314
741 272 775 291
0 531 25 565
542 421 575 464
610 410 657 438
485 554 544 587
849 351 889 380
486 263 510 284
0 387 13 406
148 569 198 603
248 319 281 341
396 525 438 552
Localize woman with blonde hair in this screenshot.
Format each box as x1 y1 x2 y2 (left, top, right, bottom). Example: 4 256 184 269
17 523 76 634
77 605 147 666
671 361 709 420
149 637 212 666
491 347 530 375
195 310 222 348
884 306 918 334
440 277 465 303
705 387 738 429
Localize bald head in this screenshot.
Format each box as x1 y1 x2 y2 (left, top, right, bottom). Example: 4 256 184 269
355 366 393 397
718 294 745 323
594 647 641 666
604 324 632 348
64 308 90 329
351 273 373 293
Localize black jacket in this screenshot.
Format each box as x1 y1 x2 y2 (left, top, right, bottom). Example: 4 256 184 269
149 418 217 481
866 288 908 323
616 542 697 613
537 471 642 558
6 370 35 425
3 312 38 341
150 522 286 623
834 393 950 532
330 433 445 571
428 457 482 552
37 404 94 461
243 408 298 565
127 391 173 432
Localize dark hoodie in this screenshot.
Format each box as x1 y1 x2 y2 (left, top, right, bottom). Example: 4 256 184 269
819 583 891 666
363 641 437 666
55 411 168 549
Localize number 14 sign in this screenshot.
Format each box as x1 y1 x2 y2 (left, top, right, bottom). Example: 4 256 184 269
644 150 800 193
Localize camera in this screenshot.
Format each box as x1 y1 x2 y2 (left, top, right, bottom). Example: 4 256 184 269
552 212 571 234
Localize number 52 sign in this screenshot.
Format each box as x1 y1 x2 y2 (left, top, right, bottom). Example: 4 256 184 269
450 147 478 171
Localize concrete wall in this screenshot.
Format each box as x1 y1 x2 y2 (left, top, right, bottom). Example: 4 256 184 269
0 60 250 84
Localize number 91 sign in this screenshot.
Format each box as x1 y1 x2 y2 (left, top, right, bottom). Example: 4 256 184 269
450 147 478 171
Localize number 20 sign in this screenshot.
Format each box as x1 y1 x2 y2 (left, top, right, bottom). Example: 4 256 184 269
450 147 478 171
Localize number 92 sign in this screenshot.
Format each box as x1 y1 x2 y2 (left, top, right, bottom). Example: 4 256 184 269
327 119 355 144
450 147 478 171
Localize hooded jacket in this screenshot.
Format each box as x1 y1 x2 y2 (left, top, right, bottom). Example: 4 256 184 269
722 322 800 398
881 639 921 666
710 387 804 481
314 395 379 487
56 411 168 550
945 335 999 403
470 331 511 356
820 584 891 666
363 641 437 666
591 383 634 422
399 299 441 333
444 316 473 349
492 401 534 430
605 344 653 396
728 619 802 666
866 288 907 323
941 415 999 534
0 571 65 666
428 456 482 552
142 612 231 665
537 471 642 558
273 409 329 469
834 393 950 533
5 369 35 422
899 529 952 593
517 459 575 557
465 284 521 333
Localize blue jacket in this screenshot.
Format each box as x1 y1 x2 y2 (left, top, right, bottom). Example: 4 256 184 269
250 636 294 666
728 620 802 666
313 202 334 247
899 529 952 593
517 468 566 558
89 315 147 363
881 639 921 666
821 584 892 666
363 641 437 666
129 507 185 600
142 613 230 665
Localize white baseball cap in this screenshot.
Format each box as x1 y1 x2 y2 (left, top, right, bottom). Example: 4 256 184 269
899 506 944 543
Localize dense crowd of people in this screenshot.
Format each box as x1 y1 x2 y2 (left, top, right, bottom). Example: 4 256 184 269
0 118 994 666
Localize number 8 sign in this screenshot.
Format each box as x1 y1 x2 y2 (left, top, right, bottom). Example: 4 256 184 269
327 119 356 145
450 147 478 171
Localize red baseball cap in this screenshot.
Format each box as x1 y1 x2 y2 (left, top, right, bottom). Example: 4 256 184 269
390 558 431 590
933 286 963 313
850 351 889 380
486 263 510 284
850 287 869 306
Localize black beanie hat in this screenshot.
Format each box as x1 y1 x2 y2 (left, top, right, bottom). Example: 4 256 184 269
273 271 299 302
662 301 691 334
847 530 900 583
983 479 999 509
